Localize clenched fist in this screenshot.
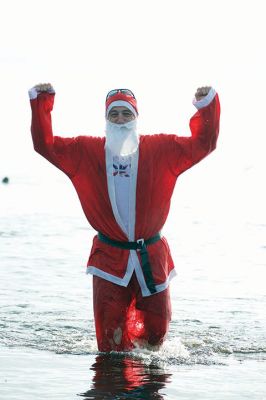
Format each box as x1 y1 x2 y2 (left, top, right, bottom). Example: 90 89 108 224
34 83 55 93
195 86 211 101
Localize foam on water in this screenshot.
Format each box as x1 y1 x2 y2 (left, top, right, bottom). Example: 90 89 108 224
2 304 265 368
129 337 190 365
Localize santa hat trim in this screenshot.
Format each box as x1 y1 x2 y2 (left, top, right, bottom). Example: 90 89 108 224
106 100 138 118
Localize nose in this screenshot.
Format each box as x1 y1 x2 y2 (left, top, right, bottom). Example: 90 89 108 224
116 113 126 124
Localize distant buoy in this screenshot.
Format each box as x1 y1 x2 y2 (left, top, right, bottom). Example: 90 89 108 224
2 177 9 184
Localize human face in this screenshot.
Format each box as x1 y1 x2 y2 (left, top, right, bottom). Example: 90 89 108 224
107 106 136 125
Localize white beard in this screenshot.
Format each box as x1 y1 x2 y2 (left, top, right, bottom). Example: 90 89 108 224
105 120 139 157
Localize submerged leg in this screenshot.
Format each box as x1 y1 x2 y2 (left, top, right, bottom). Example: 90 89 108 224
128 277 172 349
93 276 133 352
141 311 170 348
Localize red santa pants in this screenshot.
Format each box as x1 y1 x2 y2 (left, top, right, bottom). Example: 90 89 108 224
93 273 171 352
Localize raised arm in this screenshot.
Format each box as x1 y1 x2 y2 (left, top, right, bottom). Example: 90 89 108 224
29 83 81 178
169 86 220 176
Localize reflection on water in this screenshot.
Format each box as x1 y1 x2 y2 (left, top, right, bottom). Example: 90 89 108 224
78 353 171 399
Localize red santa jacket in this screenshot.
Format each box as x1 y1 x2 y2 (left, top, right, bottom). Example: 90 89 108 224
30 91 220 295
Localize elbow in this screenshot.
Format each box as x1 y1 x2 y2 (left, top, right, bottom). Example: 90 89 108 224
33 142 43 155
33 143 40 153
210 137 218 153
205 126 219 154
32 141 49 158
211 129 219 152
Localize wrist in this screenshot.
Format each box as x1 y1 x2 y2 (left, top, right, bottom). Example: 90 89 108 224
193 87 216 110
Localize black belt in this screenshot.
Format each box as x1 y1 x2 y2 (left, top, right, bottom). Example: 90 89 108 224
97 232 162 294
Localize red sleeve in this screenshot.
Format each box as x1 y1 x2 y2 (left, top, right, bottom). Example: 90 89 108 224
169 93 220 176
30 92 81 178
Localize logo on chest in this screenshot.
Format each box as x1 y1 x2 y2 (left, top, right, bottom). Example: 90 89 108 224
113 162 131 177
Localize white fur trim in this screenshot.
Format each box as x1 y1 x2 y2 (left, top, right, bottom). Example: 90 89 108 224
28 87 38 100
193 87 216 110
86 263 134 286
130 250 151 296
131 251 177 296
106 100 137 118
154 268 177 294
105 147 128 236
128 151 139 241
86 262 177 297
28 86 55 100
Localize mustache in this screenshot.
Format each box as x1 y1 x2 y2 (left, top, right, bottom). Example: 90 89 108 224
106 120 137 132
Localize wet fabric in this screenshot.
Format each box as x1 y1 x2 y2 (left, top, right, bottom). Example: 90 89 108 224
93 273 171 352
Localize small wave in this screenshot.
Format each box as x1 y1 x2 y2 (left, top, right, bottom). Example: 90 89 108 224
1 314 266 366
128 337 190 366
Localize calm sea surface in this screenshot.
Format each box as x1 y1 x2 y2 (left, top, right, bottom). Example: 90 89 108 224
1 170 265 399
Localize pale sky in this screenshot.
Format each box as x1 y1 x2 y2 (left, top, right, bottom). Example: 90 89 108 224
1 0 265 217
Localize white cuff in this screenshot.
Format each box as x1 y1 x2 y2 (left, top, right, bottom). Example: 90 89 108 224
193 87 216 110
28 86 55 100
28 87 38 100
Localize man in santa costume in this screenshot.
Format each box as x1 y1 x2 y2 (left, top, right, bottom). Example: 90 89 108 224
28 84 220 352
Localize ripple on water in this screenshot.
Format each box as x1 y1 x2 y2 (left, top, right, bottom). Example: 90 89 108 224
1 309 265 367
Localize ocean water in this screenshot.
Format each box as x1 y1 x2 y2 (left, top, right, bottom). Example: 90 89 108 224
0 170 265 399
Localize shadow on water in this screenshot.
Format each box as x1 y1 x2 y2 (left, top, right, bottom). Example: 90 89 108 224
77 353 172 399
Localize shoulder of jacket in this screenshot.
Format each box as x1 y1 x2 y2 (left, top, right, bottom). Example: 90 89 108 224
140 133 175 144
78 135 105 144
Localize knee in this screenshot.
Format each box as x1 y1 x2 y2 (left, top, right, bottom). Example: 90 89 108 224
96 325 123 351
97 323 134 352
106 326 123 345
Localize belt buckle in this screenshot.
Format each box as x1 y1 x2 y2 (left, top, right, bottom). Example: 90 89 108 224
136 238 144 250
